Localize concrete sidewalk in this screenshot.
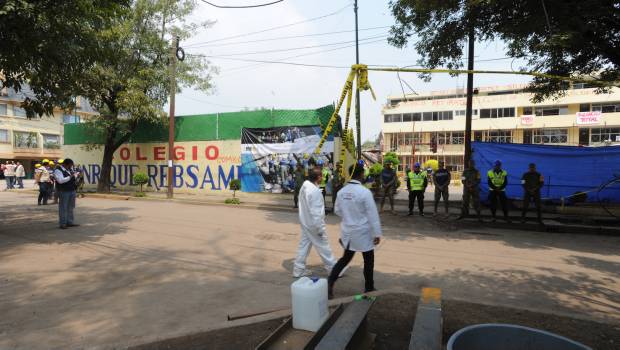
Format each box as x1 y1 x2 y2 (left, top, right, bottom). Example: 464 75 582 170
0 191 619 349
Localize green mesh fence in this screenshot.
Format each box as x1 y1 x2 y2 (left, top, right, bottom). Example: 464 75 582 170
64 105 337 145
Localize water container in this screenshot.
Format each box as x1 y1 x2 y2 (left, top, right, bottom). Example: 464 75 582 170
448 323 592 350
291 277 329 332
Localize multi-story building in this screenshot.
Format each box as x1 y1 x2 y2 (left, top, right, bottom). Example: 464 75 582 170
0 85 97 178
381 83 620 172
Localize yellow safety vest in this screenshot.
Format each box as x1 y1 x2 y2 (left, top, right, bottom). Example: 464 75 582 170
408 171 425 191
320 168 330 188
487 169 507 191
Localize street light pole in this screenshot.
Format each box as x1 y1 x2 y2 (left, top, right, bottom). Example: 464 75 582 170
167 36 178 199
464 23 475 167
354 0 362 160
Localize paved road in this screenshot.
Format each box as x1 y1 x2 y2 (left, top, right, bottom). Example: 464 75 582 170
0 191 619 349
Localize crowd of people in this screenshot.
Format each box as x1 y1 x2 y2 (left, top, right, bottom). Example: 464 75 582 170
1 161 26 189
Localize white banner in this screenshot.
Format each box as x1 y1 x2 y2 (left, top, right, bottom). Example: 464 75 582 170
576 111 602 125
521 115 535 125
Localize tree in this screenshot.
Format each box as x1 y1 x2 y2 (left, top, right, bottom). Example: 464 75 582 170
132 172 149 193
229 179 241 198
0 0 129 116
388 0 620 101
383 151 400 167
78 0 216 192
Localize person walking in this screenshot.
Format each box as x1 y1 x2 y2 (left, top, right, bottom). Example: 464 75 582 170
379 161 397 214
293 162 305 208
487 160 511 222
407 162 428 216
328 162 382 298
15 161 25 189
292 167 338 278
521 163 544 223
457 159 482 221
53 158 80 229
433 160 451 216
4 161 16 189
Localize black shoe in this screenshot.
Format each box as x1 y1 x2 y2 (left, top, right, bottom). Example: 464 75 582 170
364 288 377 293
419 212 425 217
59 225 67 229
407 212 413 216
67 224 80 227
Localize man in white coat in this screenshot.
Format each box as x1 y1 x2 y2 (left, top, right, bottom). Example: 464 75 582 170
292 167 338 277
328 162 382 298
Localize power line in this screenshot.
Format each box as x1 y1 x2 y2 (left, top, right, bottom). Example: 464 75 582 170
185 3 352 46
186 26 390 48
190 53 351 69
193 34 388 57
199 0 284 9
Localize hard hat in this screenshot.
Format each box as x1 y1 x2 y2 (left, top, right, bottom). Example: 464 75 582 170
35 164 41 168
317 159 324 165
49 161 55 166
494 159 502 166
414 162 421 167
42 159 49 163
58 159 64 164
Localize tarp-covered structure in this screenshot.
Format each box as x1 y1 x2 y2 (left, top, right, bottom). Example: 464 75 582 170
472 142 620 204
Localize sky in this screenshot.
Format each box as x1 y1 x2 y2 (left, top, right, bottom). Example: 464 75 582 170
176 0 532 142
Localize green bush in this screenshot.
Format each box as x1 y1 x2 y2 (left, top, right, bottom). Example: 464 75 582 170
134 192 146 197
229 179 241 198
225 198 241 205
369 163 383 177
383 152 400 167
132 172 149 192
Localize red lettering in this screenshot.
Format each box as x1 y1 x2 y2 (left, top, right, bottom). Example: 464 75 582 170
205 145 219 160
120 147 130 161
154 146 165 160
192 146 198 161
174 146 185 161
136 147 147 160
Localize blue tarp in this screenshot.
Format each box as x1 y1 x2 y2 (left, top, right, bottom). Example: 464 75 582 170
472 142 620 204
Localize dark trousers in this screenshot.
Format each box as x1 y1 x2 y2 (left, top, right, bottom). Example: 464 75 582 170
522 190 542 221
461 187 481 217
293 187 301 207
328 248 375 292
38 182 50 204
409 190 424 214
488 190 509 218
380 185 394 210
434 186 449 214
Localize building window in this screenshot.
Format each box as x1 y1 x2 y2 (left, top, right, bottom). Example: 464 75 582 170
451 131 465 144
0 104 7 116
436 132 449 145
573 83 596 89
402 113 413 122
422 112 433 121
13 106 27 118
0 129 9 143
579 103 590 112
474 131 484 142
455 109 478 116
384 114 402 123
592 102 620 113
480 107 515 119
533 128 568 144
14 131 38 148
535 105 569 116
487 130 512 143
590 128 620 143
42 134 61 149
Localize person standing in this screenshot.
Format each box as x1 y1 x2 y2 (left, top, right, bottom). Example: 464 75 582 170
521 163 544 223
53 158 79 229
4 161 16 189
433 160 451 216
293 167 338 278
487 160 511 222
328 162 382 298
457 159 482 221
318 160 329 201
48 161 59 204
293 163 305 208
407 162 428 216
15 161 25 189
38 161 52 205
379 161 396 213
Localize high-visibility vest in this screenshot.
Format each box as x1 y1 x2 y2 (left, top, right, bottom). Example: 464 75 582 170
487 169 508 191
408 171 425 191
320 168 330 188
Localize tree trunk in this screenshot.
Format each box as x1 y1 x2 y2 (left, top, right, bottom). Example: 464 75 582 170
97 140 116 193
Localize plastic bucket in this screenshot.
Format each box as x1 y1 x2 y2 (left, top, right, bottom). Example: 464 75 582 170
447 323 591 350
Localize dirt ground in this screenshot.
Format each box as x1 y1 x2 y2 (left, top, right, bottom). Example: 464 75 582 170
131 293 620 350
1 191 619 349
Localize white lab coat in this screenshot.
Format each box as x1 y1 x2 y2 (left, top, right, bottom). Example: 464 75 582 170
334 180 382 252
293 180 336 275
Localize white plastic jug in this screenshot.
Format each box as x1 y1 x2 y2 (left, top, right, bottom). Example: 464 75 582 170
291 277 328 332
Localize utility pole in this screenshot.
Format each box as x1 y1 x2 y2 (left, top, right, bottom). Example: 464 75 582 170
167 36 178 199
463 21 475 166
354 0 362 160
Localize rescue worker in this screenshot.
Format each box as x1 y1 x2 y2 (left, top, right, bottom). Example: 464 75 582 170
379 161 396 214
487 160 511 222
38 160 52 205
293 167 337 277
293 162 305 208
328 162 382 298
433 160 451 216
319 160 331 202
521 163 544 223
457 159 482 221
49 161 59 204
408 162 428 216
54 158 79 229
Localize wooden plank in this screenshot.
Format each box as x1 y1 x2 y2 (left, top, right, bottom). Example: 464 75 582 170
409 287 442 350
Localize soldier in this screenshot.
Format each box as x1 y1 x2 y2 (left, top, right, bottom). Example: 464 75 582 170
487 160 511 222
521 163 544 223
457 159 482 221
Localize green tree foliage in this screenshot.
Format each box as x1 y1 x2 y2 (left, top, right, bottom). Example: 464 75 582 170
132 172 149 192
229 179 241 198
368 163 384 177
0 0 129 116
388 0 620 101
78 0 216 192
383 151 400 167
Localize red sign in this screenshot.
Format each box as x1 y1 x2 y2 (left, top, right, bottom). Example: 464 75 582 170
576 111 602 125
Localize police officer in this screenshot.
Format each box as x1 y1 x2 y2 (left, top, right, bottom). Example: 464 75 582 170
521 163 544 223
457 159 482 221
487 160 511 222
408 162 428 216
